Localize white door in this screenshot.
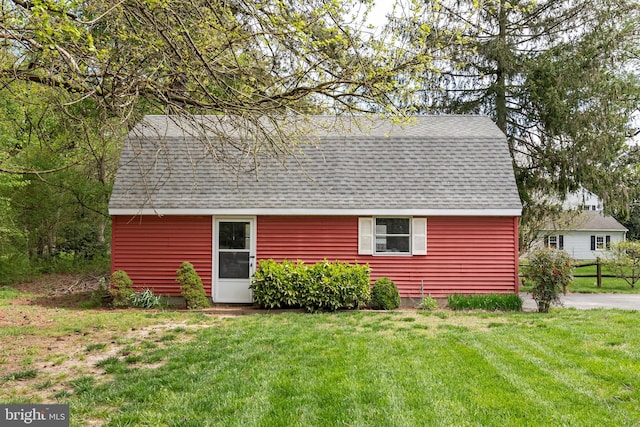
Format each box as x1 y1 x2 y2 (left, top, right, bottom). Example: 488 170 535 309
214 218 256 303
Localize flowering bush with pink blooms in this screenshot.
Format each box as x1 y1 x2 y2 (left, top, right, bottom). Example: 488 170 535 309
523 248 574 313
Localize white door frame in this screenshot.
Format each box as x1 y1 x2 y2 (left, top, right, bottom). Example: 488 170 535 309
212 216 256 303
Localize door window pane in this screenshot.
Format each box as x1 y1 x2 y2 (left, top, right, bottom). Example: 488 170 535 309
219 222 250 249
219 252 250 279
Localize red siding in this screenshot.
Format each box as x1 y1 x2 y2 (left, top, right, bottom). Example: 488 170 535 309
111 216 212 296
257 215 519 297
257 216 357 261
420 216 519 296
110 214 519 298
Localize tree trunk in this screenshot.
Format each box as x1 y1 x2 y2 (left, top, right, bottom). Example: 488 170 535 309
537 301 550 313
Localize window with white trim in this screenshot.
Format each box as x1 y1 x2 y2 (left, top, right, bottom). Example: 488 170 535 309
590 234 611 251
375 218 410 253
358 217 427 256
545 234 564 250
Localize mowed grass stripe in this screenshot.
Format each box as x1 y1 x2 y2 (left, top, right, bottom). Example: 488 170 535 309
41 311 640 426
467 333 601 424
466 316 640 426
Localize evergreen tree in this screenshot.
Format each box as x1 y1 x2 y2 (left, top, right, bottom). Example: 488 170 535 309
394 0 640 234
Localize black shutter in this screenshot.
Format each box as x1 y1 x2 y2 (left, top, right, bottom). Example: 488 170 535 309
606 235 611 249
559 235 564 250
590 235 596 251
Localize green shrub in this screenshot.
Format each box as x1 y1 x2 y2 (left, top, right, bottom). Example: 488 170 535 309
250 259 304 308
419 295 439 311
109 270 134 308
298 260 370 312
370 277 401 310
447 293 523 311
130 288 166 309
251 259 370 312
177 262 210 309
522 248 573 313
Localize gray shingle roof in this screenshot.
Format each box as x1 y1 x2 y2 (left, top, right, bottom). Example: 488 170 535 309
543 211 628 232
108 115 522 214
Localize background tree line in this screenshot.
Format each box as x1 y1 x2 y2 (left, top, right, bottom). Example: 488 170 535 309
1 0 639 282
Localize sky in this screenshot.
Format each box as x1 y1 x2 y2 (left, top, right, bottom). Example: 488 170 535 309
361 0 395 33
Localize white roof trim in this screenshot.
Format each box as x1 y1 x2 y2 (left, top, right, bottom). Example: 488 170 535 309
109 208 522 217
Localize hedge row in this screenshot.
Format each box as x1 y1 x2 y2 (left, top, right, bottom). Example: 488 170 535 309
250 259 371 312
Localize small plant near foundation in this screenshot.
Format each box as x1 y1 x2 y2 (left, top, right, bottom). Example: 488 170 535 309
370 277 401 310
419 295 439 311
130 288 166 309
177 262 210 309
109 270 134 308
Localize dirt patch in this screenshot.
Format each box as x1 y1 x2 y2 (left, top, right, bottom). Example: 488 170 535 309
0 320 211 402
0 274 220 402
9 273 107 309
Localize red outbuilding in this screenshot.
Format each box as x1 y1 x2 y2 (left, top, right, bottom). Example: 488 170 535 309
109 115 522 303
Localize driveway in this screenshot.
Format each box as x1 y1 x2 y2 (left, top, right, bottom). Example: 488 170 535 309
520 293 640 311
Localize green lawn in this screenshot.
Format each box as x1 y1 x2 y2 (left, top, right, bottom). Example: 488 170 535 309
4 308 639 426
520 263 640 293
570 264 640 293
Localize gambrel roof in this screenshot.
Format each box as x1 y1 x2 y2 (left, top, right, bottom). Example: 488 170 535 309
108 115 522 216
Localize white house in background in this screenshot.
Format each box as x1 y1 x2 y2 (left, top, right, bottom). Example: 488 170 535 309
537 190 627 260
562 189 603 212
